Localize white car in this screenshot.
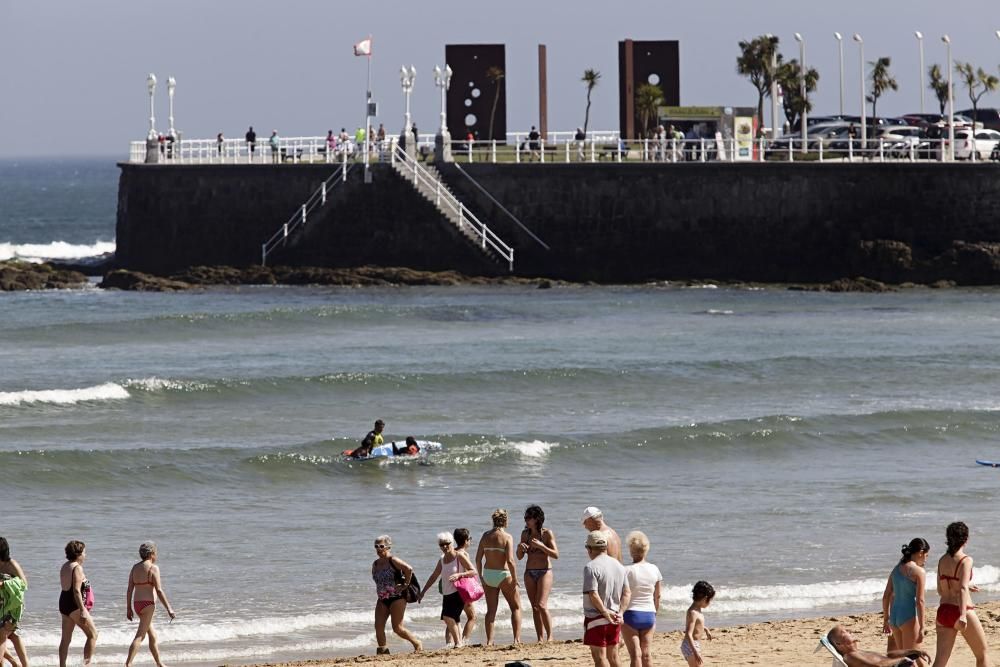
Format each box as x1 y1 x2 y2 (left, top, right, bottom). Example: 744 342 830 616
940 128 1000 160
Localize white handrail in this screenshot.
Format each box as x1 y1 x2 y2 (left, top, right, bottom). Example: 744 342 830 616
391 144 514 271
261 161 354 265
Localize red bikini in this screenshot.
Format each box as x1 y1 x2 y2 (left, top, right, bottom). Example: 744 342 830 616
936 555 973 628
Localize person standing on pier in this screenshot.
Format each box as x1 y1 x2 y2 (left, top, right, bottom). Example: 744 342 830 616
269 130 280 163
245 126 256 156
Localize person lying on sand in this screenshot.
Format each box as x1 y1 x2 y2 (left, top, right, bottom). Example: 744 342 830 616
828 625 931 667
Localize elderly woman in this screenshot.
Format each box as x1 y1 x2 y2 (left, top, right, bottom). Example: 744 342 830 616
58 540 97 667
476 509 522 645
371 535 421 655
419 532 477 648
621 531 662 667
125 542 176 667
517 505 559 642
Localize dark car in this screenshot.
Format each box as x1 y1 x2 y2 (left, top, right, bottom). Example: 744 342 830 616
956 108 1000 131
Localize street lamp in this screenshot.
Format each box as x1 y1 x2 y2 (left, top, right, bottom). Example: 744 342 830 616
167 76 177 138
795 33 806 153
853 34 866 152
146 73 157 140
942 35 954 161
915 32 925 114
400 65 416 149
834 32 844 116
433 64 453 162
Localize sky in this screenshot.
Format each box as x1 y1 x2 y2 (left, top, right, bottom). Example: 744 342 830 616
1 0 1000 158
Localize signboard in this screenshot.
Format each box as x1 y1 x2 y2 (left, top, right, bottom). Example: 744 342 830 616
734 116 754 161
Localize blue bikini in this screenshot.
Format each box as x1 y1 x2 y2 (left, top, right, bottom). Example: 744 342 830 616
889 564 918 627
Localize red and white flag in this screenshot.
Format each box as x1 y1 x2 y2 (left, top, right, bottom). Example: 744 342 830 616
353 38 372 57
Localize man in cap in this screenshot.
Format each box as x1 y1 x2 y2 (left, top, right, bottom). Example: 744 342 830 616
582 507 622 562
346 419 385 458
582 530 629 667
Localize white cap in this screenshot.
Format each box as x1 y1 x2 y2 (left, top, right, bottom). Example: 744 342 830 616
581 506 602 525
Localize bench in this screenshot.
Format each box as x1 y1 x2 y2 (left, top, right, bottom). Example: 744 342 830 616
279 147 305 163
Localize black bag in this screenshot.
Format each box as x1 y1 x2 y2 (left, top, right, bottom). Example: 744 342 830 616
392 561 421 603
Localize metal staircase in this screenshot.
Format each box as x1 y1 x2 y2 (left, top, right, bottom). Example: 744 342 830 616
260 163 354 266
390 145 514 271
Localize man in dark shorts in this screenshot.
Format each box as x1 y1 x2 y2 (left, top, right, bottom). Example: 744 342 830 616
827 625 930 667
582 531 629 666
346 419 384 458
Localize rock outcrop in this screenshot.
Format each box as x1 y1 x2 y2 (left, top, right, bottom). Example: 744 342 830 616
0 261 89 291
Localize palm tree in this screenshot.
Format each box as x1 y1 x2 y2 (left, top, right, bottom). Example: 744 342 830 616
955 62 999 130
737 35 781 133
776 59 820 129
582 69 601 135
635 83 663 138
866 57 898 121
486 66 504 142
928 64 950 114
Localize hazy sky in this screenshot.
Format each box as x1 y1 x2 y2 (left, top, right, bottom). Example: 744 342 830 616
2 0 1000 158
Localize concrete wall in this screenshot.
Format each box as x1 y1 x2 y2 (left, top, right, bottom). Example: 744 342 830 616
117 161 1000 282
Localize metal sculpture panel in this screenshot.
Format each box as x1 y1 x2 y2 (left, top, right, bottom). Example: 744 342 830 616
445 44 507 142
618 40 680 138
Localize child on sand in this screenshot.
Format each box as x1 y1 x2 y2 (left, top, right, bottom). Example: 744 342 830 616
682 581 715 667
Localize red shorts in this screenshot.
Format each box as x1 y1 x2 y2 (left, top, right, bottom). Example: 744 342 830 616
583 616 621 647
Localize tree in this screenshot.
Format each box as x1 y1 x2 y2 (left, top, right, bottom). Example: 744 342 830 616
928 64 950 114
635 83 664 138
866 57 898 121
486 66 504 142
737 35 782 133
955 62 999 130
582 69 601 135
775 59 820 128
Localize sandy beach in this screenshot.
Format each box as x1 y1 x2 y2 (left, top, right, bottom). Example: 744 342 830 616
255 602 1000 667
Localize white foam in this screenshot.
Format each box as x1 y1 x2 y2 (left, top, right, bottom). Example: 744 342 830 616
509 440 557 457
123 377 211 392
0 382 129 406
0 240 116 262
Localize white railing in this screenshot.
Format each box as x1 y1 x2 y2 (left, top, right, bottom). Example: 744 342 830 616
261 161 354 266
129 132 1000 165
390 144 514 271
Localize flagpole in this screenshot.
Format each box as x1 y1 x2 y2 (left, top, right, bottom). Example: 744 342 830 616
364 35 372 174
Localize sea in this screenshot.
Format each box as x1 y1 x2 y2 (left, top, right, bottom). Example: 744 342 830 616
2 157 1000 666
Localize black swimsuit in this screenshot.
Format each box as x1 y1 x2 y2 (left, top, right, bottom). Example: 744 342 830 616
59 566 87 616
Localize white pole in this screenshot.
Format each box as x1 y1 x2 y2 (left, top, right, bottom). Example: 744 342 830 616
854 34 866 156
364 43 372 172
167 76 176 137
943 35 954 161
795 33 806 153
834 33 844 116
915 32 925 114
146 74 157 140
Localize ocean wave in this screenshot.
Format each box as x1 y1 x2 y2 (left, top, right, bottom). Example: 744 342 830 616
0 239 115 262
0 382 128 406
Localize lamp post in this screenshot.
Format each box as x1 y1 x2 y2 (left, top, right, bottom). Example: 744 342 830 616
942 35 954 161
766 34 779 137
915 32 925 114
146 73 157 140
167 76 176 138
795 33 807 153
399 65 416 155
433 64 453 162
834 32 844 116
853 34 866 153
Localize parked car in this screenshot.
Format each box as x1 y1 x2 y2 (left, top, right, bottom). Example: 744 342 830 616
956 108 1000 131
937 128 1000 160
767 122 850 156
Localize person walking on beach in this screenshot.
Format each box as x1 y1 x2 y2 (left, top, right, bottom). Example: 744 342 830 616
882 538 929 652
453 528 477 643
931 522 990 667
622 531 661 667
582 531 629 667
124 542 176 667
517 505 558 642
0 537 28 667
681 581 714 667
476 509 522 645
828 625 931 667
371 535 422 655
419 532 477 648
582 507 622 562
58 541 97 667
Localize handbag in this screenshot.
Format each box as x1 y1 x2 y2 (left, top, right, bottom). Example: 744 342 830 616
82 580 95 611
392 561 421 604
454 572 484 603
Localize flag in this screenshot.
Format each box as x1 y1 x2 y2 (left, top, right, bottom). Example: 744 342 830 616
353 38 372 57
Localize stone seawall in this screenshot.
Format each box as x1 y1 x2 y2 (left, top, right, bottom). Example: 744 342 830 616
117 162 1000 282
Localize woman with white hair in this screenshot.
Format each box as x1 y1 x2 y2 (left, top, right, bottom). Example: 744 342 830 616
622 531 662 667
124 542 176 667
419 532 477 648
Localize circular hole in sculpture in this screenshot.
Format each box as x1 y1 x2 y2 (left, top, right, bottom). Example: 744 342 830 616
471 88 481 98
464 99 472 107
648 73 660 85
465 114 477 127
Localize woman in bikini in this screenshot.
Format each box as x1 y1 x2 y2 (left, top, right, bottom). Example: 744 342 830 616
58 541 97 667
931 522 990 667
516 505 558 642
475 509 522 645
125 542 176 667
881 538 929 652
371 535 421 655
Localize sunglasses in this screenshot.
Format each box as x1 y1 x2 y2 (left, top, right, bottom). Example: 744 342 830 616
439 542 452 548
374 544 389 550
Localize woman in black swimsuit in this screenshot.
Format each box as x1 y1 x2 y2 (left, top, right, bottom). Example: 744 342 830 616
58 540 97 667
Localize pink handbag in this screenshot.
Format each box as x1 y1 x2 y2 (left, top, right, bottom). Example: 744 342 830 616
454 573 484 603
